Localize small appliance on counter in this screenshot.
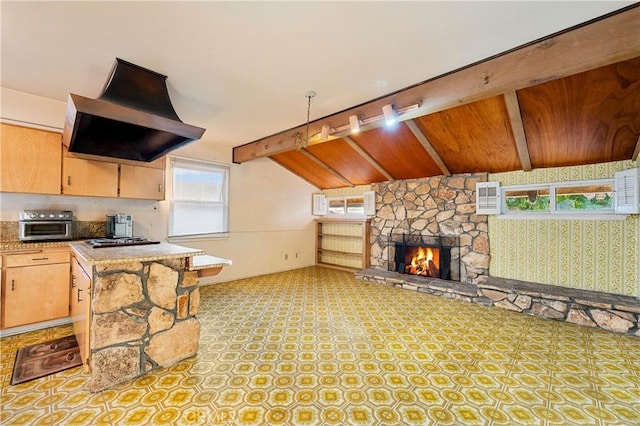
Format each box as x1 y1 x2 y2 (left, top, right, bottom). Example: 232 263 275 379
19 210 73 241
106 213 133 238
87 213 160 248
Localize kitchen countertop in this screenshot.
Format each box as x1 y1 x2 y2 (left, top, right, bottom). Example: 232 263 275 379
0 240 77 251
188 254 232 270
3 239 232 272
69 241 205 265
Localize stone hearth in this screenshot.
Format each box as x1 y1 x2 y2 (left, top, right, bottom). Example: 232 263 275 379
356 268 640 337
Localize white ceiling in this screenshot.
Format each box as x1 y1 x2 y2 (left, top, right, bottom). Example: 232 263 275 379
1 1 633 148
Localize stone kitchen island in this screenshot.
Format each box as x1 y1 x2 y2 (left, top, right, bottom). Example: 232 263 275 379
69 241 231 392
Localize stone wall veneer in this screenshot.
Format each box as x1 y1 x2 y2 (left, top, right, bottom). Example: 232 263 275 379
371 174 489 283
90 259 200 391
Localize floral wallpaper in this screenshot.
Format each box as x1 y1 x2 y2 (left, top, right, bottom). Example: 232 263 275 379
488 160 639 297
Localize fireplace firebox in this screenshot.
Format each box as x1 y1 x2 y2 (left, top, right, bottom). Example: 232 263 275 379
389 234 457 280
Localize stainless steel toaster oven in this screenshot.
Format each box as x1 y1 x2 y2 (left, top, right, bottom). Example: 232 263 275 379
18 210 73 241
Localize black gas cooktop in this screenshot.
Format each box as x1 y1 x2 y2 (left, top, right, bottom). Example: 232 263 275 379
86 237 161 248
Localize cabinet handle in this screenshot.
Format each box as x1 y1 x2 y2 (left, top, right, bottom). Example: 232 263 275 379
77 288 83 303
71 275 77 288
11 279 15 291
158 184 163 193
67 176 71 186
31 257 49 261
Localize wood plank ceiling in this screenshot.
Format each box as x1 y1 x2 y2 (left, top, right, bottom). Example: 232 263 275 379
235 6 640 189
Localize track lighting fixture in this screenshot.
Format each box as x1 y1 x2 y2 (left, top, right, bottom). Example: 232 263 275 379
313 101 420 141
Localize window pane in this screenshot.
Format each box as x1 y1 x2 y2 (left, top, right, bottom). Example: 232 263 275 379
170 158 229 237
346 197 364 215
505 188 550 212
555 184 613 211
173 167 225 202
171 202 226 236
328 199 345 215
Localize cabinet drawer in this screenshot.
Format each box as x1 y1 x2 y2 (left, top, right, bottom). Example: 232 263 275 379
5 251 70 267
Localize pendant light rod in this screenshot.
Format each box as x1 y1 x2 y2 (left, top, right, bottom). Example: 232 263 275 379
304 90 316 148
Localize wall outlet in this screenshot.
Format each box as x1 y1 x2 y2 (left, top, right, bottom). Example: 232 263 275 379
284 254 288 260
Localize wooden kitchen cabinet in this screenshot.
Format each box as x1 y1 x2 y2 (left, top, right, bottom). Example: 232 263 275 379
70 257 91 365
0 123 62 194
1 248 71 329
62 146 166 200
62 157 119 197
119 164 165 199
0 122 166 199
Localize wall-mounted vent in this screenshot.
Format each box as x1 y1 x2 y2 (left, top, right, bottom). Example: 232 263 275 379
615 168 639 214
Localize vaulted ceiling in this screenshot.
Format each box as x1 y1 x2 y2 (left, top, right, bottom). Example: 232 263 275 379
233 6 640 189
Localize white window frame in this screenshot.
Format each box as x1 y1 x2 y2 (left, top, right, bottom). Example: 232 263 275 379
312 191 375 217
476 182 501 215
498 177 627 220
168 157 229 239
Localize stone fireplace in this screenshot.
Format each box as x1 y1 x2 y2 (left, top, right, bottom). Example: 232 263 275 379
370 174 489 284
390 234 458 280
360 173 640 337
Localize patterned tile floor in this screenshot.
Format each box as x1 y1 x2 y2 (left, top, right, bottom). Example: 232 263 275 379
1 266 639 425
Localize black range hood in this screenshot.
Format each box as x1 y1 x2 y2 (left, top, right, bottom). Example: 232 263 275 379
63 58 205 162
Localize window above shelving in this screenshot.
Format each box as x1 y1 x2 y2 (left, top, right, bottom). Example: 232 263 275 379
312 192 375 217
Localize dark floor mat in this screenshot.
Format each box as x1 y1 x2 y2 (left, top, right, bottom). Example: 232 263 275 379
11 335 81 385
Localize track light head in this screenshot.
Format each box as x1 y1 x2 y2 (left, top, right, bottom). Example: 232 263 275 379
321 125 330 141
382 104 396 126
349 115 360 133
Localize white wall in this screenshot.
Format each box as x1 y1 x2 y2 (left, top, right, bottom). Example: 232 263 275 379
1 87 318 283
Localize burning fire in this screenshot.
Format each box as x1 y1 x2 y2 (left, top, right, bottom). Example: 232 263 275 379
406 246 440 277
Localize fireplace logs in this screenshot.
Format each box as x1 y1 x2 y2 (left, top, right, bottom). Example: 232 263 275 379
405 246 440 277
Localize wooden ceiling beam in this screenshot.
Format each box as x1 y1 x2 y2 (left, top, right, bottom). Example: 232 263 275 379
342 136 395 181
503 91 532 171
404 120 451 176
233 6 640 163
299 149 354 187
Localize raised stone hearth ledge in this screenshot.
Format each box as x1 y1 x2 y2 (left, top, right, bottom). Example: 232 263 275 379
356 268 640 337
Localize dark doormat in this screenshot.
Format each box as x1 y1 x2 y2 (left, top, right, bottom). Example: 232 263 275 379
11 335 82 385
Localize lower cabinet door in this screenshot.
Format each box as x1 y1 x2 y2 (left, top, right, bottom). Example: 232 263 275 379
3 263 70 328
70 258 90 364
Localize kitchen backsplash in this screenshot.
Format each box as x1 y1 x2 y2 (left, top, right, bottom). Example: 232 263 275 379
0 221 106 242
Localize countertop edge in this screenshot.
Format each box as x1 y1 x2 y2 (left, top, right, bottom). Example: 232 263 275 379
188 255 232 271
68 241 205 265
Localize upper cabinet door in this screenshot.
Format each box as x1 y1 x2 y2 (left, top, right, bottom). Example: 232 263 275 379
119 165 165 200
62 157 119 197
0 123 62 194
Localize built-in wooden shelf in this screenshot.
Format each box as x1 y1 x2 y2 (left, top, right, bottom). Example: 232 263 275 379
317 249 363 258
318 233 363 240
315 217 371 272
